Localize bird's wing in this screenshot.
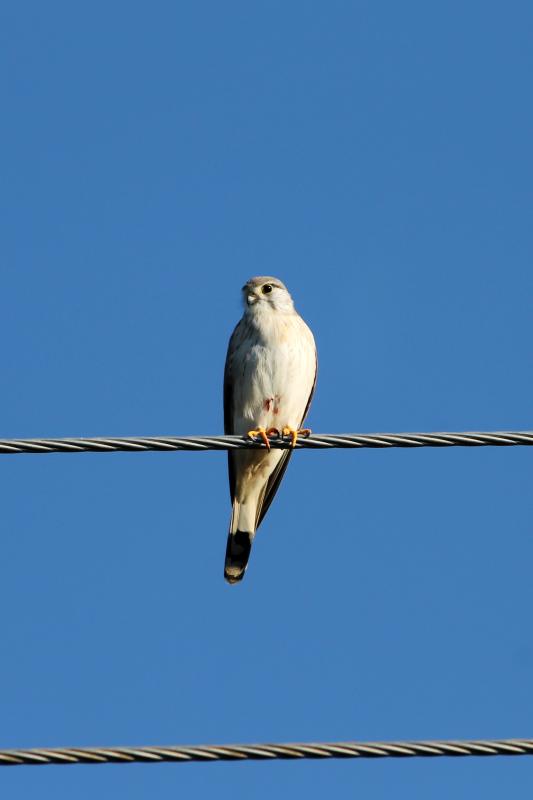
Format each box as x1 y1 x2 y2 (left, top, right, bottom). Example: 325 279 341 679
301 347 318 424
254 449 292 529
224 320 244 502
256 347 318 529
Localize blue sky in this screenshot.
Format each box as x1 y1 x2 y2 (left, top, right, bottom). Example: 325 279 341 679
1 1 532 797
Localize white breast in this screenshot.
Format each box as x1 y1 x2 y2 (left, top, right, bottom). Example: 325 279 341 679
230 310 316 434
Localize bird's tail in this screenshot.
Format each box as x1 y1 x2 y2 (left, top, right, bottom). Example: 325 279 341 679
224 500 256 584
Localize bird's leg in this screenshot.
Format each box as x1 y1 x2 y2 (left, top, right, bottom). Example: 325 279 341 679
247 427 274 450
282 426 312 448
265 427 281 438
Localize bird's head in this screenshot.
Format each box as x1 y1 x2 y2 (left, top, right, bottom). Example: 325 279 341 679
242 276 294 313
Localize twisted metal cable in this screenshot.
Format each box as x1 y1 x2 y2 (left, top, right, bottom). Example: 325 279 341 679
1 737 533 767
0 431 532 455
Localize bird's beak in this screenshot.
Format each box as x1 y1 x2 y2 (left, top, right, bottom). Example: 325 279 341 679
247 294 258 305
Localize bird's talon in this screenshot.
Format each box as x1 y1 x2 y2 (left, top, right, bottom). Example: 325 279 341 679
282 426 312 448
266 427 281 438
247 427 271 450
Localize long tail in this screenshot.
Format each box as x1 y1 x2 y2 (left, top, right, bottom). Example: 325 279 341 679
224 500 256 584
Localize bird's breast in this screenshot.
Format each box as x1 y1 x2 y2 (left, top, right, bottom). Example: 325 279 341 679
232 314 316 432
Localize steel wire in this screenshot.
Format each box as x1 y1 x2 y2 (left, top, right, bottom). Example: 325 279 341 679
0 430 532 455
1 737 532 767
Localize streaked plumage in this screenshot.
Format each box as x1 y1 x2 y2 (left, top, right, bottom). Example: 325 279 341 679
223 277 317 583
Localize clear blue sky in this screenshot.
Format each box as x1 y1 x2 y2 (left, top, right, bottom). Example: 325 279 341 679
1 1 532 797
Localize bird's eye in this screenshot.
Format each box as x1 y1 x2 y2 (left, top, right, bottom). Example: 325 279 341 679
262 284 273 294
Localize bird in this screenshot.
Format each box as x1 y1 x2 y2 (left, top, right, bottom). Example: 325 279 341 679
223 276 317 584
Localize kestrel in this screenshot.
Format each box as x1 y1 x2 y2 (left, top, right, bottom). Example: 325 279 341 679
223 277 317 583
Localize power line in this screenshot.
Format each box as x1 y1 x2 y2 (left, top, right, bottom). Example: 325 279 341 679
1 737 532 767
0 430 532 455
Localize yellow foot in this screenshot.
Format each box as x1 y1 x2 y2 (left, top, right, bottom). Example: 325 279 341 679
265 427 281 438
247 427 280 450
282 426 312 447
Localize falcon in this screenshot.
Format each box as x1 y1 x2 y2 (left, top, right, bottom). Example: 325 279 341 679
223 276 317 583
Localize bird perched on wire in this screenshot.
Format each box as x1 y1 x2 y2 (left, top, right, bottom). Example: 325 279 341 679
223 277 317 584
